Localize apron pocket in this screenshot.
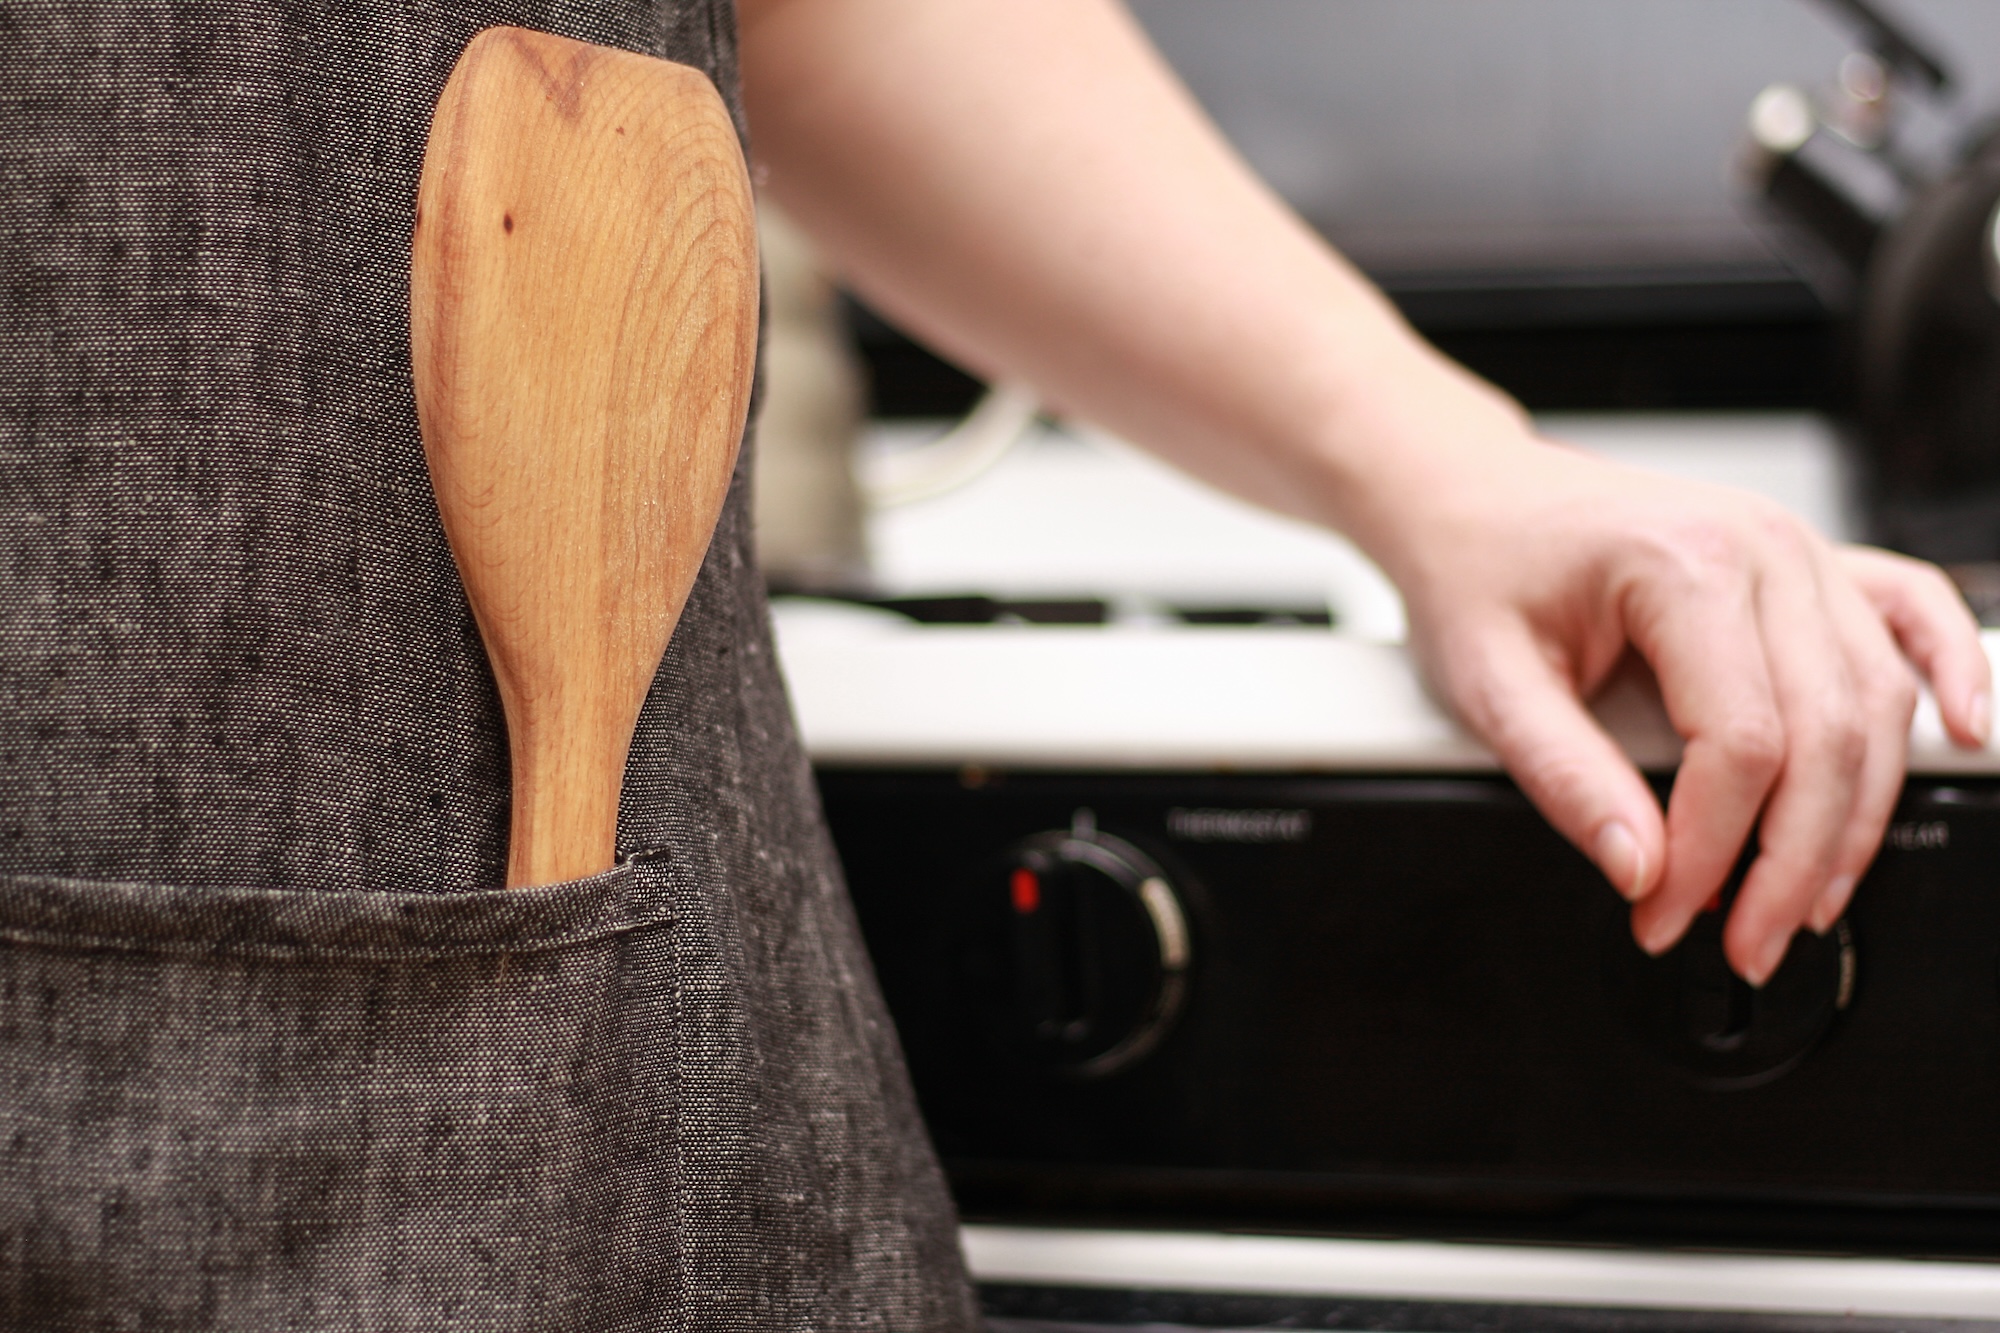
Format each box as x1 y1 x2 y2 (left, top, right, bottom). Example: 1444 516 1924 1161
0 864 680 1329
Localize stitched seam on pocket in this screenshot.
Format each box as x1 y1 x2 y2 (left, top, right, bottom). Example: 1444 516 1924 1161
0 866 669 961
0 915 667 962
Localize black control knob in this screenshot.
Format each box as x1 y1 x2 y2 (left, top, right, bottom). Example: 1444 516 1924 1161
955 813 1191 1079
1609 890 1854 1089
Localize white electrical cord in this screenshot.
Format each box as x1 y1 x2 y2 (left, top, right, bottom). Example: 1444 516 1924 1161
861 383 1041 509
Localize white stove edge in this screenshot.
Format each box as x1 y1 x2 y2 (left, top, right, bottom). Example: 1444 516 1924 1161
959 1224 2000 1320
774 604 2000 777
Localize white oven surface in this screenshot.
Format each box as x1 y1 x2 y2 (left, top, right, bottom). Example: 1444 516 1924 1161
800 411 1995 774
772 606 2000 775
961 1225 2000 1321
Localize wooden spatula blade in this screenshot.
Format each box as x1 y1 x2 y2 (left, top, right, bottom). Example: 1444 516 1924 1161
411 28 758 887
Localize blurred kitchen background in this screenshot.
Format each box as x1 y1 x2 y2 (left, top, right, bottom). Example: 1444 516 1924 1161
755 0 2000 636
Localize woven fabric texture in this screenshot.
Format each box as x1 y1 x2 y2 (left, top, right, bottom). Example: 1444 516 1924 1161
0 2 977 1328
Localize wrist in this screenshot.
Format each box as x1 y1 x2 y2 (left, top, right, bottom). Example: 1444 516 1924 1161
1294 330 1541 589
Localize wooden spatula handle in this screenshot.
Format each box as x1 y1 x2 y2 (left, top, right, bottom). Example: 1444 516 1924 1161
411 28 758 887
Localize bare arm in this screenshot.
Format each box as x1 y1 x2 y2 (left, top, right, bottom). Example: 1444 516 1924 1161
738 0 1990 983
739 0 1407 534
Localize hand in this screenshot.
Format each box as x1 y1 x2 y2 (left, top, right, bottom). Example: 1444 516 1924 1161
1357 360 1991 985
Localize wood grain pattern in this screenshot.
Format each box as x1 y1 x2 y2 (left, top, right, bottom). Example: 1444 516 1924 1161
411 27 758 888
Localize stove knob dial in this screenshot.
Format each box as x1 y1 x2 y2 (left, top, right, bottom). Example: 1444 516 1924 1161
959 822 1192 1078
1611 897 1853 1089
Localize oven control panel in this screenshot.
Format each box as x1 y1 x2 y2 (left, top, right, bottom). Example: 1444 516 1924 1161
823 768 2000 1249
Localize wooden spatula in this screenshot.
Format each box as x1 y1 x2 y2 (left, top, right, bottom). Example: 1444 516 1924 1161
411 28 758 888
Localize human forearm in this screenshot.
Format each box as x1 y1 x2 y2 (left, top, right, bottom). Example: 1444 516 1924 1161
737 0 1457 549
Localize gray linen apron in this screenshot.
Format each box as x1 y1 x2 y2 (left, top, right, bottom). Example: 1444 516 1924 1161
0 4 978 1328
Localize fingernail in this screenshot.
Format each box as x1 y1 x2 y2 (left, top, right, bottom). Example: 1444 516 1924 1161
1972 689 1992 746
1808 874 1856 935
1637 912 1683 957
1745 932 1790 988
1594 820 1648 902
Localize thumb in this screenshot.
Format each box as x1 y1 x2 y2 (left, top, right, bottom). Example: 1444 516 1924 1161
1436 626 1666 903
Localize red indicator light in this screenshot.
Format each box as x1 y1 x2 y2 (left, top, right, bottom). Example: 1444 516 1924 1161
1011 867 1040 914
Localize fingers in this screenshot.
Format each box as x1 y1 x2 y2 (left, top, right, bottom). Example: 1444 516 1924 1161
1436 623 1664 903
1622 540 1785 965
1801 571 1915 935
1837 546 1991 748
1625 528 1922 985
1721 556 1894 983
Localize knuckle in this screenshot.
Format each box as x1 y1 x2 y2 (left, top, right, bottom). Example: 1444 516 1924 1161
1786 684 1866 770
1872 663 1919 721
1751 505 1811 554
1918 561 1963 603
1643 518 1749 596
1892 559 1975 627
1714 712 1786 775
1818 705 1868 769
1647 502 1811 594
